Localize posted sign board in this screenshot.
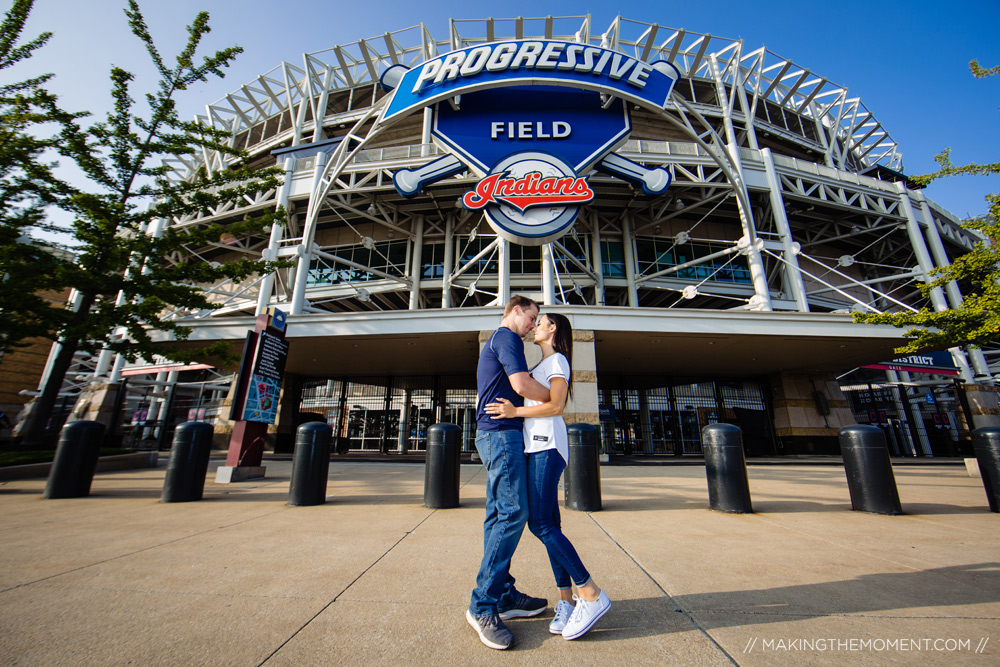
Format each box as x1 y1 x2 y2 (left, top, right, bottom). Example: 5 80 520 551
861 351 959 376
241 330 290 424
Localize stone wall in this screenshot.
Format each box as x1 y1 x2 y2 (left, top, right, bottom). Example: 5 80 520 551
771 372 854 455
964 384 1000 429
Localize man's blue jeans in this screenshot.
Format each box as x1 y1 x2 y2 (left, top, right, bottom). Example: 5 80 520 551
469 429 529 617
527 448 590 589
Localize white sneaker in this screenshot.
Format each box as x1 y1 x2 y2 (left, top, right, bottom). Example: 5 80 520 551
548 600 575 635
561 590 611 640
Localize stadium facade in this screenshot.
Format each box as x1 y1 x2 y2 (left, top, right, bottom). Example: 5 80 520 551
37 16 999 458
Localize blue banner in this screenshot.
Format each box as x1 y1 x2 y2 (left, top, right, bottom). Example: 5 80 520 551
381 40 680 123
863 350 959 376
888 351 958 370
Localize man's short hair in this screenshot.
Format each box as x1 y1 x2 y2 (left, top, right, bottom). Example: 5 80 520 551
504 294 538 317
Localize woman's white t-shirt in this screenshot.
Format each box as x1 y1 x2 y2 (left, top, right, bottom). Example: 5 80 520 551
523 352 570 463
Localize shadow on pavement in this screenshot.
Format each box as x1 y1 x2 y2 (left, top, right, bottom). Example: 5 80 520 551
675 562 1000 628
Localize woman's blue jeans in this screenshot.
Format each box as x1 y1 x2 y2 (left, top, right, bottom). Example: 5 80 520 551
469 429 529 617
527 448 590 589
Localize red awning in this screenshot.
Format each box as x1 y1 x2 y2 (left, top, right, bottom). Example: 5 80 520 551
121 363 214 377
861 363 959 376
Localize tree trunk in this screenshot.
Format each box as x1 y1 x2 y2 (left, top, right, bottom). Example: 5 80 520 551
19 292 95 448
19 336 81 448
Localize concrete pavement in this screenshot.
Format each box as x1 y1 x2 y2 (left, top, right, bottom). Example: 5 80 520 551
0 459 997 665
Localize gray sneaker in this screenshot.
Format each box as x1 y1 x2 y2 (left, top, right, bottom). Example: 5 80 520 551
498 591 548 620
466 609 513 650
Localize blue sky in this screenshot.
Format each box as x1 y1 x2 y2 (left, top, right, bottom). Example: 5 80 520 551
16 0 1000 219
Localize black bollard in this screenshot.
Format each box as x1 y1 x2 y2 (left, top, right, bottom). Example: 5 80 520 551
702 424 753 513
161 422 214 502
839 425 902 515
565 423 601 512
44 421 106 499
424 423 461 508
288 423 333 506
972 427 1000 513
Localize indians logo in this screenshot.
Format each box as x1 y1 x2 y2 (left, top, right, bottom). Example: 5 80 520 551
460 152 594 244
462 171 593 211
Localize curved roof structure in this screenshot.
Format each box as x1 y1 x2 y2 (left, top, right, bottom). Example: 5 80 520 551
171 15 904 183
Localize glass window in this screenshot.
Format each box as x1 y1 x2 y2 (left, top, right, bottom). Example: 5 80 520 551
634 236 751 285
601 240 625 278
308 239 408 285
421 243 445 280
458 237 498 276
509 244 541 274
555 235 590 275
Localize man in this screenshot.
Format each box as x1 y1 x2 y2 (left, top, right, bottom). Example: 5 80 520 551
466 295 551 650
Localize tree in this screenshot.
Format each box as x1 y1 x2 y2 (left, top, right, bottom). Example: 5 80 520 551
854 60 1000 354
17 1 285 446
0 0 81 356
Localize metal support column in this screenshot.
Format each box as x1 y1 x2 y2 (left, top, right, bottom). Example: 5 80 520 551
667 383 684 456
442 215 455 309
398 389 412 453
541 243 556 305
761 148 809 311
622 212 638 308
291 152 330 315
409 215 424 310
896 183 975 382
590 213 605 305
914 193 992 381
899 371 933 456
379 378 394 454
155 371 180 451
638 389 653 455
311 70 335 143
145 372 167 440
108 354 125 384
421 108 433 156
886 370 917 456
710 56 771 311
498 237 510 305
257 156 297 315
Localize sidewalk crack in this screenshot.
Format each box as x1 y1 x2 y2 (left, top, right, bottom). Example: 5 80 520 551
257 509 436 666
587 513 740 666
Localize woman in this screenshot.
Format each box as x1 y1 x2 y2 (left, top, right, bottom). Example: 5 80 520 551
484 313 611 640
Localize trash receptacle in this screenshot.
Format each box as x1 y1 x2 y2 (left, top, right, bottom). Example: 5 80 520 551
288 422 332 506
972 426 1000 513
839 425 902 515
424 423 461 508
565 423 601 512
44 421 106 499
702 423 753 513
161 422 214 502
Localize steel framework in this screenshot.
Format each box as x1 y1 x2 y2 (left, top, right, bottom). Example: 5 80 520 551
64 15 994 387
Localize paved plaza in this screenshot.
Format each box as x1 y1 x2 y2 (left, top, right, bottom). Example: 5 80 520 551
0 459 997 665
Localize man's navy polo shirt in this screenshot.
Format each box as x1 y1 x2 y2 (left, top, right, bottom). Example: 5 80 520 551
476 327 528 431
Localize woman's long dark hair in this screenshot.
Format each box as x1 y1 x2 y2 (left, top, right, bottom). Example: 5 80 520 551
545 313 573 394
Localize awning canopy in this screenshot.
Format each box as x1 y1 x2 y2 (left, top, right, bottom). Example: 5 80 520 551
160 307 910 379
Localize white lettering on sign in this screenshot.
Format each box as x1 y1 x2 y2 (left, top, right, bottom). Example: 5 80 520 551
459 46 492 76
412 41 652 94
490 121 572 140
893 355 935 365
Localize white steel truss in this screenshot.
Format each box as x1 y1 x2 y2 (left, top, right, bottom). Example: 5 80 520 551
46 14 990 392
